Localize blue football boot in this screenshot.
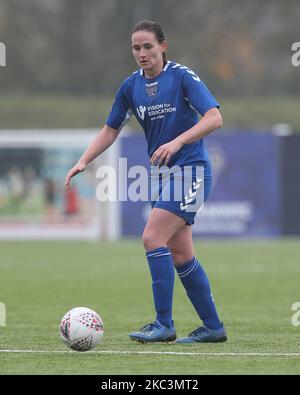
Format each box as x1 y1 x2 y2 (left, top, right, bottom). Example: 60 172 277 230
176 323 227 344
129 320 177 343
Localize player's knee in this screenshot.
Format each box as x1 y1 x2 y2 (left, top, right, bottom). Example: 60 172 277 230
170 250 180 265
142 230 157 250
170 248 193 266
142 229 166 251
170 250 184 266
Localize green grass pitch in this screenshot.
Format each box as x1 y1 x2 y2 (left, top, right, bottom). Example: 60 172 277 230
0 239 300 375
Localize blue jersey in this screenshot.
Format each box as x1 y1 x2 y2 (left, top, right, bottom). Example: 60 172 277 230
106 60 219 172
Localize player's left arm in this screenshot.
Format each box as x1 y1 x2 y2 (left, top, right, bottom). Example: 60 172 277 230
176 107 223 144
150 69 222 166
150 107 222 166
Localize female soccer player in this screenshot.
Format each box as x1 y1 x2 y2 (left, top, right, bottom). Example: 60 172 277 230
65 20 227 344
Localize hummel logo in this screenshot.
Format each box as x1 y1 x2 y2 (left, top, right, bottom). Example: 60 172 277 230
180 178 203 211
171 63 201 82
186 70 200 82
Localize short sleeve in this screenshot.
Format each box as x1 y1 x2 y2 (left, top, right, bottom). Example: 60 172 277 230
182 70 220 116
106 79 132 129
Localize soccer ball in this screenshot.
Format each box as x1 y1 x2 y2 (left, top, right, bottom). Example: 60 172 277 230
59 307 104 351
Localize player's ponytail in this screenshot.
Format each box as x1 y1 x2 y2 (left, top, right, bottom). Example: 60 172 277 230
131 20 167 65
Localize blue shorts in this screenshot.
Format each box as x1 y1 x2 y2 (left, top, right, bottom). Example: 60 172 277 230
150 164 212 225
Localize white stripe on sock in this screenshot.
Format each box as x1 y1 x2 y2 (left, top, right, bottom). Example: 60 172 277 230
178 259 198 278
177 257 196 276
147 252 171 259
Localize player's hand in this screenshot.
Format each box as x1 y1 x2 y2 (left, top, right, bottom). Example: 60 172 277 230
65 162 86 189
150 140 183 167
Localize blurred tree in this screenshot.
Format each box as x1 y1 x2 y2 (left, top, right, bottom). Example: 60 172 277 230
0 0 299 96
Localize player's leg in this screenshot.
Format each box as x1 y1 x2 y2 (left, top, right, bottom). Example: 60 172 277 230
142 207 187 330
168 225 227 343
142 207 186 251
129 208 186 343
167 224 194 266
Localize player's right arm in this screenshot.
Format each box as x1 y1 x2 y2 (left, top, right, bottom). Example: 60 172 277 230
65 77 132 188
64 124 119 188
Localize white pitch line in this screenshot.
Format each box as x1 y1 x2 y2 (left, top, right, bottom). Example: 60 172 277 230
0 350 300 357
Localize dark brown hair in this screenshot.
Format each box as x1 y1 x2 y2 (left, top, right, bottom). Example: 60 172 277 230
131 20 167 64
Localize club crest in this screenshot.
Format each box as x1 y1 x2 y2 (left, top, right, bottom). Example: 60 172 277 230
146 82 158 98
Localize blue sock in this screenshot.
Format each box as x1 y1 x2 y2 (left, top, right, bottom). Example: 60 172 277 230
176 257 222 330
146 247 175 328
